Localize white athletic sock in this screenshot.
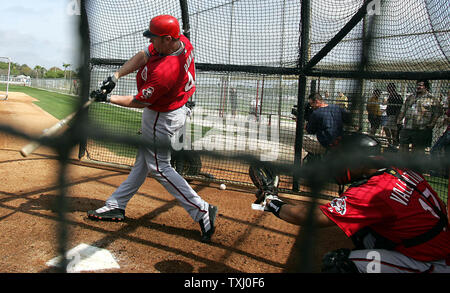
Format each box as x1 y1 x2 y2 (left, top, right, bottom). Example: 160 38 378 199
95 206 117 213
200 205 211 232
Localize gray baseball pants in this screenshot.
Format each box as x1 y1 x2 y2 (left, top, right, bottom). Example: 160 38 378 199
104 106 210 223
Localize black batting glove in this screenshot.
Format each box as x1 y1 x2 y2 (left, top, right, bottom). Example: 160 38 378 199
100 75 118 94
186 100 196 110
264 196 286 218
90 89 109 102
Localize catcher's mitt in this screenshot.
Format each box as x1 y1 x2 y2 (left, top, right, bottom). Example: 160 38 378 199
248 164 279 205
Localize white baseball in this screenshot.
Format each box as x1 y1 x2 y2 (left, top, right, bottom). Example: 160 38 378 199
219 183 226 190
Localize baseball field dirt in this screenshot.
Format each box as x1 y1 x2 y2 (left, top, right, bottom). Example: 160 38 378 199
0 92 352 274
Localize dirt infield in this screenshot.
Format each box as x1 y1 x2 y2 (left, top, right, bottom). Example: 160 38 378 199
0 92 352 273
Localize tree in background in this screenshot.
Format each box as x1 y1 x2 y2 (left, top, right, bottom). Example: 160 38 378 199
45 67 65 78
33 65 46 78
63 63 71 79
0 61 78 79
19 64 32 77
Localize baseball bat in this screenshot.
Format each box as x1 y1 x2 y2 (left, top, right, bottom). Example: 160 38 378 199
20 98 95 157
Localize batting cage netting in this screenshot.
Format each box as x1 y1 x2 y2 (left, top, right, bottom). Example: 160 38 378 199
0 0 447 276
83 0 449 206
1 0 450 276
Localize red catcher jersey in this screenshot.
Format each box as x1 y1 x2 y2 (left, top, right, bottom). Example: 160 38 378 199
135 35 195 112
320 168 450 262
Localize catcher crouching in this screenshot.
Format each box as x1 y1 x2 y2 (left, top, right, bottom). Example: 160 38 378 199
249 135 449 273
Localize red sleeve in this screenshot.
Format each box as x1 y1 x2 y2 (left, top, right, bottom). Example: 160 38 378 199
135 74 170 105
319 180 394 237
135 59 179 105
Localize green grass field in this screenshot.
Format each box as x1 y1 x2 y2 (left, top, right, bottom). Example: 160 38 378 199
1 85 213 159
1 85 143 158
0 84 80 119
425 175 448 205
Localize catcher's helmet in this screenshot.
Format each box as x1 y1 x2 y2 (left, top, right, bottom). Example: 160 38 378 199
143 15 180 39
333 132 383 185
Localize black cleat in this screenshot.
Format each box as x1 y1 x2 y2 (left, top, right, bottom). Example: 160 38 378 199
87 207 125 222
199 205 218 243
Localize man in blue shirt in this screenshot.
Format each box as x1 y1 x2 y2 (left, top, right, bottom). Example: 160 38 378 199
306 93 351 149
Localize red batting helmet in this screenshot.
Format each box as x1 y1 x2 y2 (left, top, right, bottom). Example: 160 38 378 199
143 15 180 39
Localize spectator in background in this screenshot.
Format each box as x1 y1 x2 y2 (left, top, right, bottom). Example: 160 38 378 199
380 94 388 135
306 93 351 150
230 87 238 116
431 106 450 155
366 89 382 136
336 91 349 110
397 79 442 154
72 79 79 95
249 98 261 122
383 83 403 146
430 92 450 176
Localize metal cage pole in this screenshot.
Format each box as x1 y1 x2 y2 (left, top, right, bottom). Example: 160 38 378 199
179 0 191 40
292 0 311 191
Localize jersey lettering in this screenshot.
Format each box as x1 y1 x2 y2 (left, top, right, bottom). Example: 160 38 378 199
390 183 413 206
185 71 194 92
401 169 423 186
419 198 439 219
184 51 194 73
418 187 442 219
389 169 423 206
422 187 442 211
389 169 443 219
184 51 195 92
141 66 148 81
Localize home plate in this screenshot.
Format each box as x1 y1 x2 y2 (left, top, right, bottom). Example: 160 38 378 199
46 243 120 273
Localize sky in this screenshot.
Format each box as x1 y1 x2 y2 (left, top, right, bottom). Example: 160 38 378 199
0 0 79 70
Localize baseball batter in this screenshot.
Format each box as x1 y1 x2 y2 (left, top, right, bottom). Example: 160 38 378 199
88 15 217 243
257 136 450 273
